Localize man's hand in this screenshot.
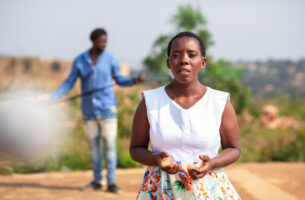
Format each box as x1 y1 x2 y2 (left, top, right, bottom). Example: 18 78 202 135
155 152 179 174
134 72 147 84
187 155 215 180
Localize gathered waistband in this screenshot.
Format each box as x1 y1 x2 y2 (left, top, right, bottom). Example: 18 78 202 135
148 161 225 174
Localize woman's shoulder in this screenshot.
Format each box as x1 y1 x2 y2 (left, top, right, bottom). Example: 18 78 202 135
142 86 165 96
142 86 166 110
206 86 230 101
206 87 230 119
207 87 229 95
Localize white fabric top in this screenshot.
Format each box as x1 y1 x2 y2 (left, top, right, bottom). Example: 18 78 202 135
143 86 229 162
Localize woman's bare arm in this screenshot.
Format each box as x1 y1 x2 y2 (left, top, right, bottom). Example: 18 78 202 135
212 100 241 169
129 98 179 173
129 98 157 165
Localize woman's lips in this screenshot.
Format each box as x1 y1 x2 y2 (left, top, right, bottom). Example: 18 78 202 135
178 69 191 75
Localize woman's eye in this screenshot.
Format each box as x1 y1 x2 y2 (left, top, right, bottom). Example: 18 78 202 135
173 54 180 58
189 54 196 58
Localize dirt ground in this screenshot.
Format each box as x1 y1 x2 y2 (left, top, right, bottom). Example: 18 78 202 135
0 162 304 200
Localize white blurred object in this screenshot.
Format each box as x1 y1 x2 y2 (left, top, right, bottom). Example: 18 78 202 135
23 93 50 104
0 91 64 160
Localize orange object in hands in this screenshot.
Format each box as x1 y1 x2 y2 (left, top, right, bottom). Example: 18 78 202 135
178 165 192 191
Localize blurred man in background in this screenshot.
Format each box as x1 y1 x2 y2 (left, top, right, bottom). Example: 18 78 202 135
50 28 146 193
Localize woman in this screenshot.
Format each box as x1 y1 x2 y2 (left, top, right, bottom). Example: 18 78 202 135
130 32 241 200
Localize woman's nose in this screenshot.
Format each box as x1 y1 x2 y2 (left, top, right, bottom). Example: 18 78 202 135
180 53 189 65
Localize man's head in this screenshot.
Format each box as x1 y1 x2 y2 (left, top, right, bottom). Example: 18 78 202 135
90 28 107 52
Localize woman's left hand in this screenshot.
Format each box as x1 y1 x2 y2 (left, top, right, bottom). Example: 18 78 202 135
187 155 215 180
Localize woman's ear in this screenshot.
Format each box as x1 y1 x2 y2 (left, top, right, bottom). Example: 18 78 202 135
201 57 207 69
167 58 170 69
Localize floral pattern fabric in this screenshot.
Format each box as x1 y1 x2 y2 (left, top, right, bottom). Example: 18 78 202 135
137 162 241 200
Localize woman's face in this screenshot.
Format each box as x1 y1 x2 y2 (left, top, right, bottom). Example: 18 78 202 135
167 36 206 84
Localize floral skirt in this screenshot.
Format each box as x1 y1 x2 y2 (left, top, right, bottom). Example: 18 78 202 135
137 163 241 200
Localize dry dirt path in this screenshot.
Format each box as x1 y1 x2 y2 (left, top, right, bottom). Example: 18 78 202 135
0 163 304 200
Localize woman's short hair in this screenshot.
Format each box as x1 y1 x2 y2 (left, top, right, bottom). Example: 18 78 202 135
167 31 206 57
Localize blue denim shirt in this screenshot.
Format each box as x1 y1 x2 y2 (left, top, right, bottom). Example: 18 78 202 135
50 49 135 120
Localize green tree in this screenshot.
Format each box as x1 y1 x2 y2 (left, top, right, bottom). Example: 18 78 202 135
171 4 213 50
200 59 252 113
144 3 251 113
144 4 213 81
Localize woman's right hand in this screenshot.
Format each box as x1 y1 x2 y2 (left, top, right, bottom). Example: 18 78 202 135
155 152 180 174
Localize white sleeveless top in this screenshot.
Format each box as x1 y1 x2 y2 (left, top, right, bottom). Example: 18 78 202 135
143 86 229 163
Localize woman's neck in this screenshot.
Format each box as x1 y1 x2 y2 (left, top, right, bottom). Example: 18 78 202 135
167 80 205 98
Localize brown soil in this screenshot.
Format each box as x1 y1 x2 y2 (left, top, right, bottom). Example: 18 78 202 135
0 163 303 200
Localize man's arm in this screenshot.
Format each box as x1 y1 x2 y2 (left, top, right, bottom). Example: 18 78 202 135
50 61 80 101
111 55 145 86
